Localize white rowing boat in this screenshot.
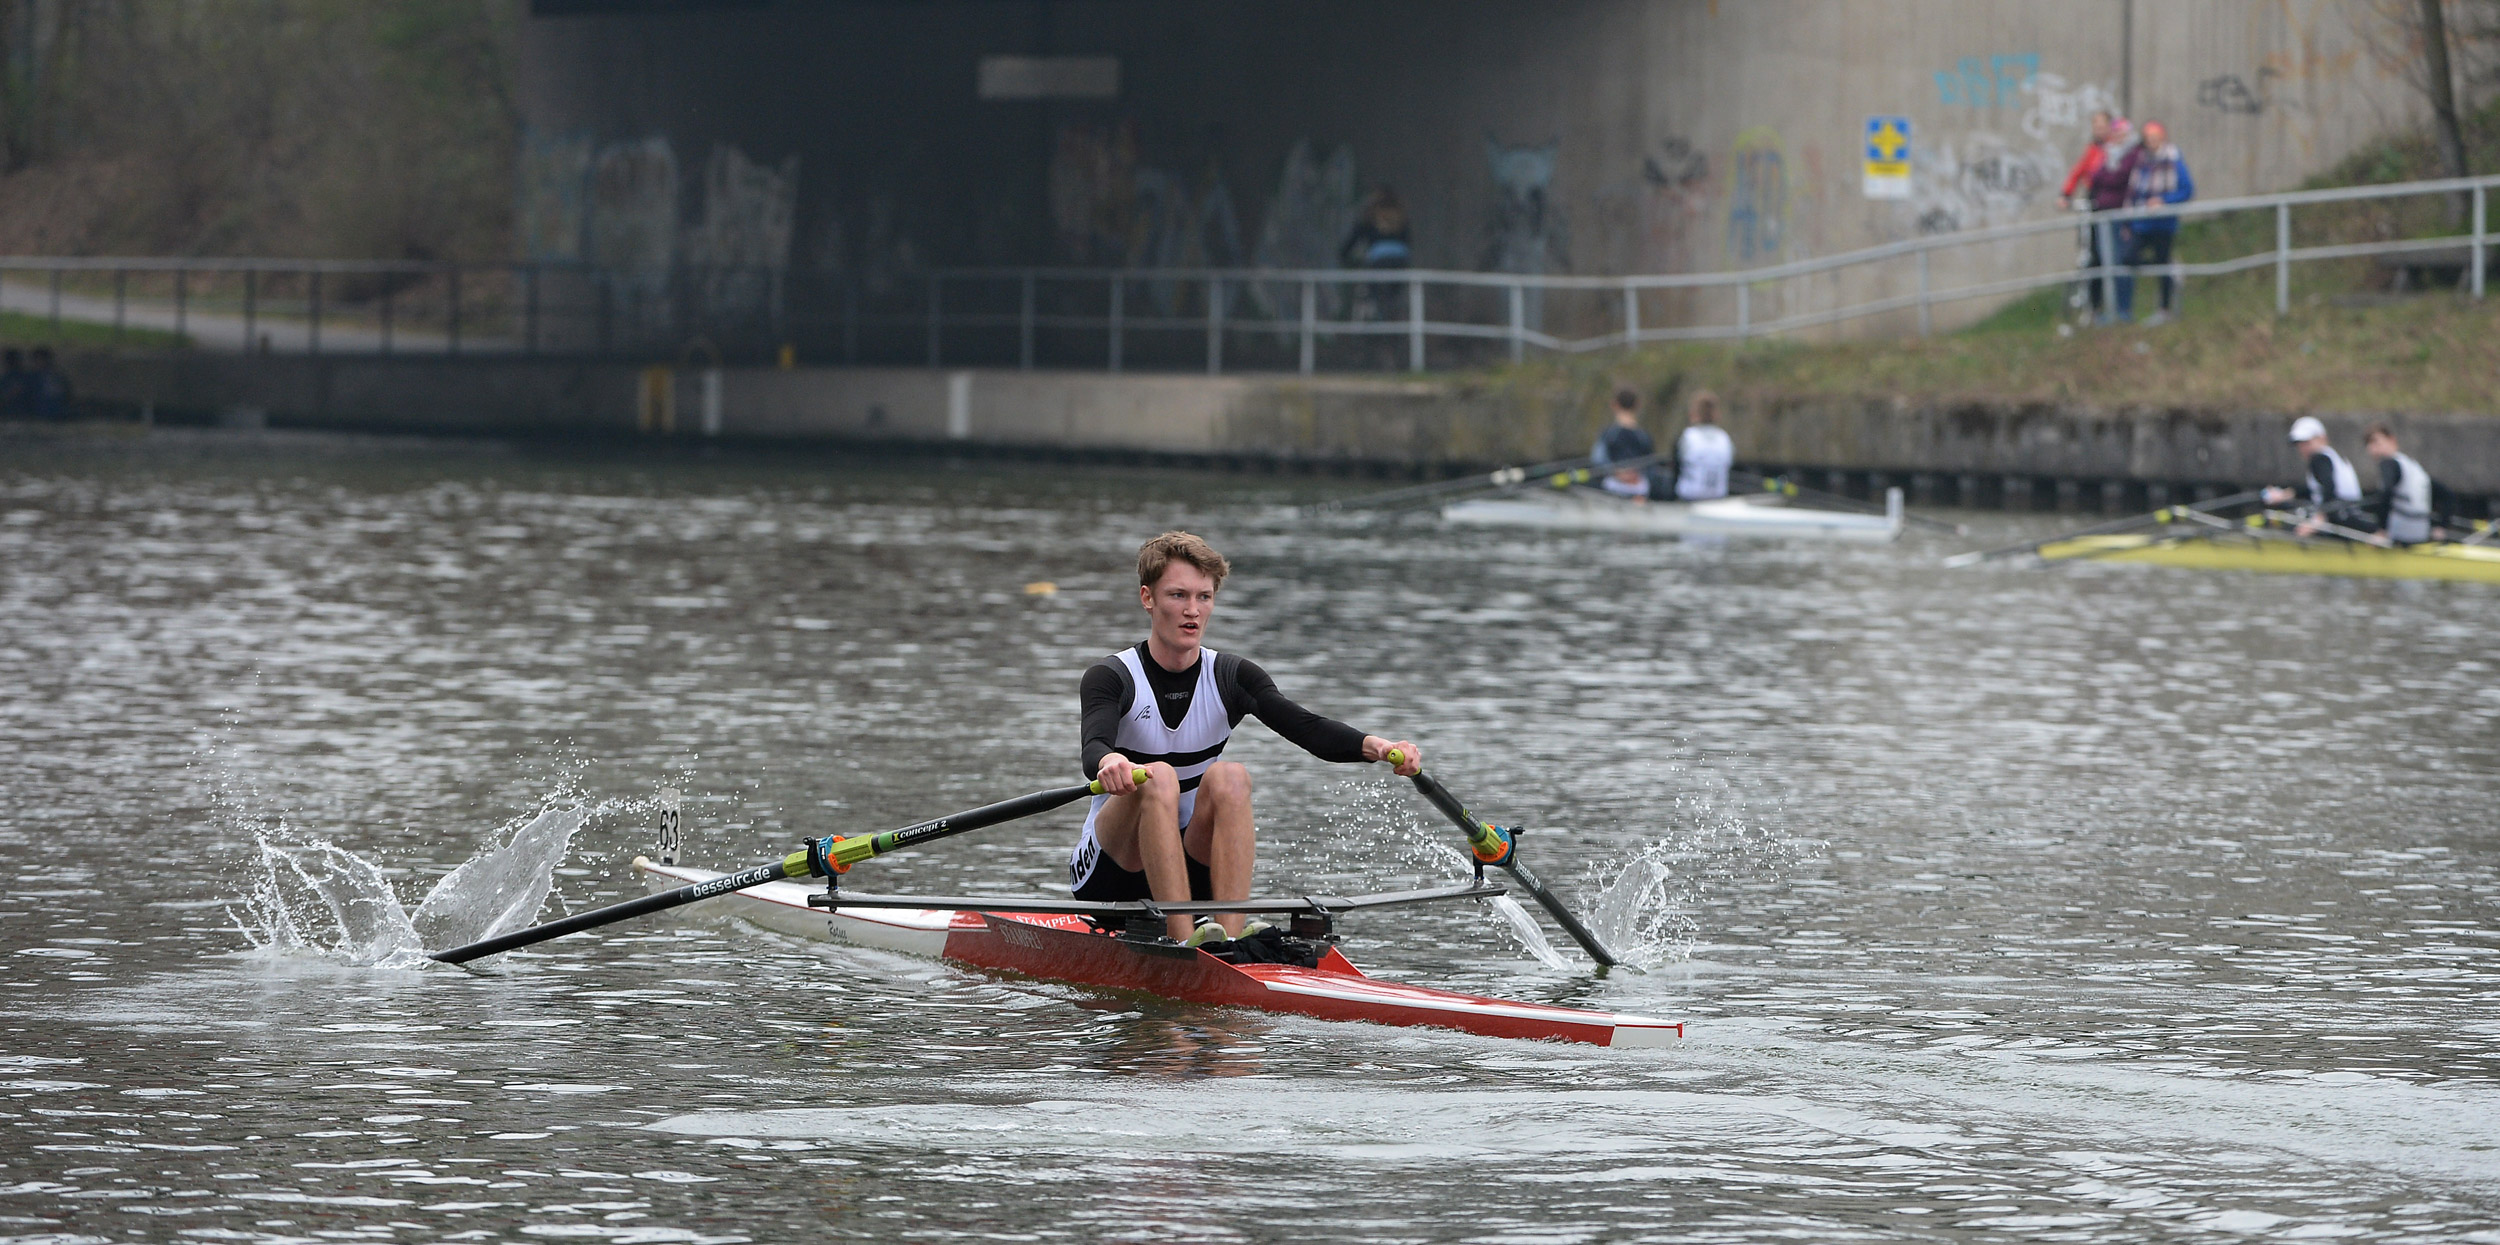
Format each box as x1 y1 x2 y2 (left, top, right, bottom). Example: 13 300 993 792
1443 487 1903 542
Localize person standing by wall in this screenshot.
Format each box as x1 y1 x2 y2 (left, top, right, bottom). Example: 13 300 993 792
2120 121 2194 325
2084 118 2142 323
1340 186 1412 323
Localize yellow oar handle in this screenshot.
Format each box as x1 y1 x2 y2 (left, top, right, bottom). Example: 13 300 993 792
1087 767 1153 795
1386 748 1407 767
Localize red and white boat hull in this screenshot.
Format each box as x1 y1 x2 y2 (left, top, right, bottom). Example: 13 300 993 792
634 859 1682 1049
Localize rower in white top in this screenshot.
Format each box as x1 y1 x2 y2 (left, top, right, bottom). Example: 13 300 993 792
1672 390 1734 501
2262 415 2363 537
1075 531 1420 945
2360 423 2442 547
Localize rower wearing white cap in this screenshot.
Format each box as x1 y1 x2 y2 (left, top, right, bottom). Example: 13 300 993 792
2261 416 2361 538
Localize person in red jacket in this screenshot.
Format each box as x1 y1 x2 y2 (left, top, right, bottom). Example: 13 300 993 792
2059 110 2119 202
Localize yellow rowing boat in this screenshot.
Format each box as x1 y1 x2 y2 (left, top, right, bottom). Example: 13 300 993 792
2038 533 2500 583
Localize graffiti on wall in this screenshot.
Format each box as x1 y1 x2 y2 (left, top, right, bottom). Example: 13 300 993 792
1910 68 2115 234
1934 53 2042 109
2198 72 2271 114
588 136 680 338
518 129 592 262
1248 138 1362 321
2018 72 2119 141
1049 122 1140 265
1725 127 1786 264
1049 123 1246 311
680 145 799 328
1593 136 1711 274
1482 138 1565 329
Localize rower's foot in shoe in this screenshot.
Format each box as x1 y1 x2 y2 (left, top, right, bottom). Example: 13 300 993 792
1236 918 1273 939
1183 919 1233 948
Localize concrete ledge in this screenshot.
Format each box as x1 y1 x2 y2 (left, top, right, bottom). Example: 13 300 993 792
54 351 2500 495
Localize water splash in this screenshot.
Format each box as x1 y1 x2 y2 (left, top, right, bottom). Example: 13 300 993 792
1485 894 1573 971
1585 806 1818 968
234 802 586 968
410 804 586 951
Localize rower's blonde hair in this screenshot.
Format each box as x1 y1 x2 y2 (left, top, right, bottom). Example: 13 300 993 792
1137 530 1230 590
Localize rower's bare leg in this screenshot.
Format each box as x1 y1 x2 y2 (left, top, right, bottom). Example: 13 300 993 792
1090 764 1195 940
1183 762 1254 937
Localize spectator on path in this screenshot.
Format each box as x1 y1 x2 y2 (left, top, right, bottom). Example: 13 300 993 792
1590 388 1658 502
2119 120 2194 325
2059 110 2120 203
1341 186 1412 323
2083 117 2142 322
25 348 73 422
0 349 28 419
1673 390 1735 501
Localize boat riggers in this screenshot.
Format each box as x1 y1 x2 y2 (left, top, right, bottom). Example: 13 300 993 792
427 771 1147 965
1386 751 1624 970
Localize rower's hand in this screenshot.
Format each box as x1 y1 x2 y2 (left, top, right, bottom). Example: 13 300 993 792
2262 487 2292 506
1364 736 1422 777
1096 753 1141 795
2294 517 2322 538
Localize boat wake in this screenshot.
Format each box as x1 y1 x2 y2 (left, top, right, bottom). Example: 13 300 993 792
231 803 586 969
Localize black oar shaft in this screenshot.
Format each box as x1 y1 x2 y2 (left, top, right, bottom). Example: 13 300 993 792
1402 767 1622 969
430 856 803 965
428 779 1112 965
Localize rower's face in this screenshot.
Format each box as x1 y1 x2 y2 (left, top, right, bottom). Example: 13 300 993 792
1141 565 1216 651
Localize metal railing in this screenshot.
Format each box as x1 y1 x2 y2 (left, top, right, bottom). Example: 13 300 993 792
2 172 2490 373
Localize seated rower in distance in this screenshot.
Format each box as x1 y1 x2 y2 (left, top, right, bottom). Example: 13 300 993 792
2261 416 2362 538
1591 388 1661 503
1073 531 1420 945
2358 423 2445 547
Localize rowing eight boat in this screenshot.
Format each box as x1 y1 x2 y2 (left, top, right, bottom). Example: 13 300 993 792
633 858 1684 1048
1444 487 1903 543
2038 532 2500 583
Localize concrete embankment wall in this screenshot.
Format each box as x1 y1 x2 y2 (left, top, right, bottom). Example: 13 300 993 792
56 351 2500 509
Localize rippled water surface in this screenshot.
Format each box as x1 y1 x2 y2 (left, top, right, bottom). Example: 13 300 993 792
3 430 2496 1243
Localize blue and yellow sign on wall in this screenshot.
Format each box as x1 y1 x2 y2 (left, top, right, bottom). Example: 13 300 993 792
1863 115 1912 200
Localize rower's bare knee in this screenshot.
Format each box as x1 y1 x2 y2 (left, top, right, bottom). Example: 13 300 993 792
1140 763 1181 799
1198 761 1250 808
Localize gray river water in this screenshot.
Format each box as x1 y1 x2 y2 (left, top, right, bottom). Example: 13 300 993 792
2 430 2496 1244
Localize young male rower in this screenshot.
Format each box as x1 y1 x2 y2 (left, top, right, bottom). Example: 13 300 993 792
1075 532 1420 945
1590 389 1659 502
2261 416 2362 538
2360 423 2440 546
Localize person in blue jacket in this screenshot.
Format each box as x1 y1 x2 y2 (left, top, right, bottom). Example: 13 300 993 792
2119 120 2194 324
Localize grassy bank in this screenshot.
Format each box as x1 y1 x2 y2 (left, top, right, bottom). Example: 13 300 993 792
1512 101 2500 425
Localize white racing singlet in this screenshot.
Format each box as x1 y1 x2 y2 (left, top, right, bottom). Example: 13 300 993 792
1676 424 1734 500
2310 446 2362 507
2386 451 2432 545
1069 646 1233 886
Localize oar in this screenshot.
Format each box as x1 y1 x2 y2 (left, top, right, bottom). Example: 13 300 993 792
1742 472 1966 534
1942 489 2265 568
1386 751 1622 969
1304 451 1666 515
428 772 1144 965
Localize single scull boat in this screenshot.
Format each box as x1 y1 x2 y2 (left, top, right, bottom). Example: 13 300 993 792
1445 487 1903 543
631 858 1683 1048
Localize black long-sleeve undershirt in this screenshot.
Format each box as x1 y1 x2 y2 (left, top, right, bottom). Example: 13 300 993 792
1079 643 1367 777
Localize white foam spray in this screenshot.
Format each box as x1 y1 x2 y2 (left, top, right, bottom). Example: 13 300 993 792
234 802 586 969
